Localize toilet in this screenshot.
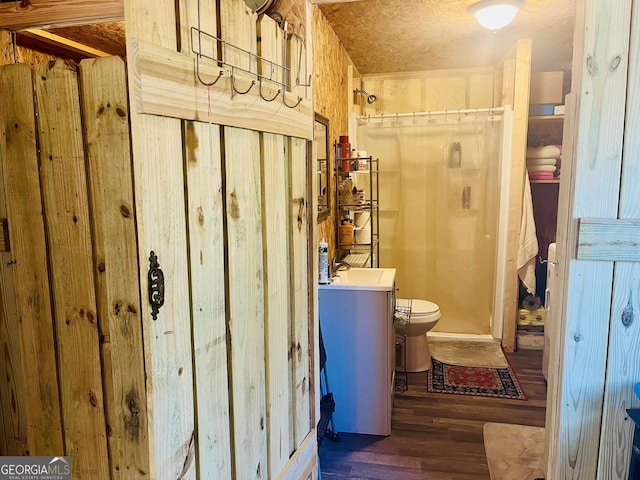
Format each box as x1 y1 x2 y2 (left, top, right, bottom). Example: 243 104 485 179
395 298 441 372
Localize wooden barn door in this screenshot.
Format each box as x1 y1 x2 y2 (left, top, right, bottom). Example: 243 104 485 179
0 57 149 478
545 0 640 477
125 0 317 478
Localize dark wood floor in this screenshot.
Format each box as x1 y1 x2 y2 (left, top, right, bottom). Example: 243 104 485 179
319 349 547 480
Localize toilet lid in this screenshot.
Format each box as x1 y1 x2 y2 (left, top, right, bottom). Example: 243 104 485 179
396 298 439 316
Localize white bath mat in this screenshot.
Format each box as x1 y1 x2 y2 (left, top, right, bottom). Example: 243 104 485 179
483 422 545 480
428 339 508 368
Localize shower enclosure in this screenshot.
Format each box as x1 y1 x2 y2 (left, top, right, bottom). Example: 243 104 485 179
356 109 512 337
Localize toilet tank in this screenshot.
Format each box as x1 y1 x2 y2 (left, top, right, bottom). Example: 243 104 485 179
542 242 557 381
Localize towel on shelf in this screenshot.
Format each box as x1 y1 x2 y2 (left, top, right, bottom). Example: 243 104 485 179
526 157 557 167
527 165 557 173
517 173 538 294
527 145 562 159
529 172 555 180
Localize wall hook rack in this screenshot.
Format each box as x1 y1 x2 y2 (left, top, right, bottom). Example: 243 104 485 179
189 25 311 108
195 55 224 87
259 79 281 101
282 93 303 109
191 26 290 90
230 68 256 95
287 32 312 88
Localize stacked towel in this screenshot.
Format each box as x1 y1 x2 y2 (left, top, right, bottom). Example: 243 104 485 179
526 145 561 180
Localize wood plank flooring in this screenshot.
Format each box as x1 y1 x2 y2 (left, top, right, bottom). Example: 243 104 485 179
319 349 547 479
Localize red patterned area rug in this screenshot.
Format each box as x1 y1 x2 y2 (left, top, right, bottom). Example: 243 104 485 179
427 358 527 400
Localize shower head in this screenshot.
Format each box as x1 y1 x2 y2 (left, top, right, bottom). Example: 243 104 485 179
354 88 377 104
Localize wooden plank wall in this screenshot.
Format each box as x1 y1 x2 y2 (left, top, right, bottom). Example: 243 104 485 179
125 0 195 477
35 59 110 479
546 0 634 478
123 0 316 478
219 3 269 479
80 57 150 479
501 40 532 352
0 47 29 457
0 63 64 457
598 3 640 477
0 57 150 478
288 30 312 450
258 15 293 478
0 0 315 477
358 67 496 116
179 1 233 478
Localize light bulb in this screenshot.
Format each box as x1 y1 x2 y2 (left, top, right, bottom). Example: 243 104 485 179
469 0 524 30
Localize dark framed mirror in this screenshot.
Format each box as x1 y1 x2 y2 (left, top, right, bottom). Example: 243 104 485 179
314 113 331 222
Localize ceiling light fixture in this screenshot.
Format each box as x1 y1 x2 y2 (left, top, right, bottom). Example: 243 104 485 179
468 0 524 30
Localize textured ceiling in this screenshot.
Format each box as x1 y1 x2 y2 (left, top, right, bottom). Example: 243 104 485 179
318 0 575 74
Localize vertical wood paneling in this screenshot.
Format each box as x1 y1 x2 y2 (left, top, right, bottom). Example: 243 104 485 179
178 1 232 477
290 136 310 448
124 0 196 477
220 2 268 478
305 0 320 433
0 38 25 458
277 430 318 480
0 287 23 456
597 4 640 478
288 12 312 452
225 127 267 479
79 56 150 480
0 48 25 457
262 130 291 475
184 120 232 479
502 39 531 353
549 1 633 478
35 60 109 478
0 64 64 456
544 89 579 473
0 64 53 456
258 14 293 477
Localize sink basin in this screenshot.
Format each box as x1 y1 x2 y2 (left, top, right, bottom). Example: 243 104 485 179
319 268 396 291
335 268 383 285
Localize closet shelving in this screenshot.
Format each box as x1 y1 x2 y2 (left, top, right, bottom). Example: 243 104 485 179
334 142 379 268
517 112 564 350
527 114 563 184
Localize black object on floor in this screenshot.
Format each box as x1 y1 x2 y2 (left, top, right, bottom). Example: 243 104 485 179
317 326 339 447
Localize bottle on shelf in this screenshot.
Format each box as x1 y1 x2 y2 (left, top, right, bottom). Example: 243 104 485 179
449 142 461 168
319 238 329 283
338 135 351 172
338 218 355 244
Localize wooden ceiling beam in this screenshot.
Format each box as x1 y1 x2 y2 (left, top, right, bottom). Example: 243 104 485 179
309 0 361 4
19 29 111 57
0 0 123 30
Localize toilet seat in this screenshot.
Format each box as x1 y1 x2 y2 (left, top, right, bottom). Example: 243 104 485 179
396 298 440 320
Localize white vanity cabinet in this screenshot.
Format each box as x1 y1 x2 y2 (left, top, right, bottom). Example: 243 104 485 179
319 271 396 436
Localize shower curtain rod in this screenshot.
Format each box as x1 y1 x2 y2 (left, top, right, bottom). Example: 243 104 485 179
357 106 504 121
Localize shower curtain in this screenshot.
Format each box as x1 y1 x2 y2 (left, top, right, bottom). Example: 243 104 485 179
357 111 505 335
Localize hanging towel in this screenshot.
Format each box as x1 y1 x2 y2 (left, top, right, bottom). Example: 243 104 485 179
526 157 557 167
527 165 557 173
526 145 562 159
517 172 539 294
